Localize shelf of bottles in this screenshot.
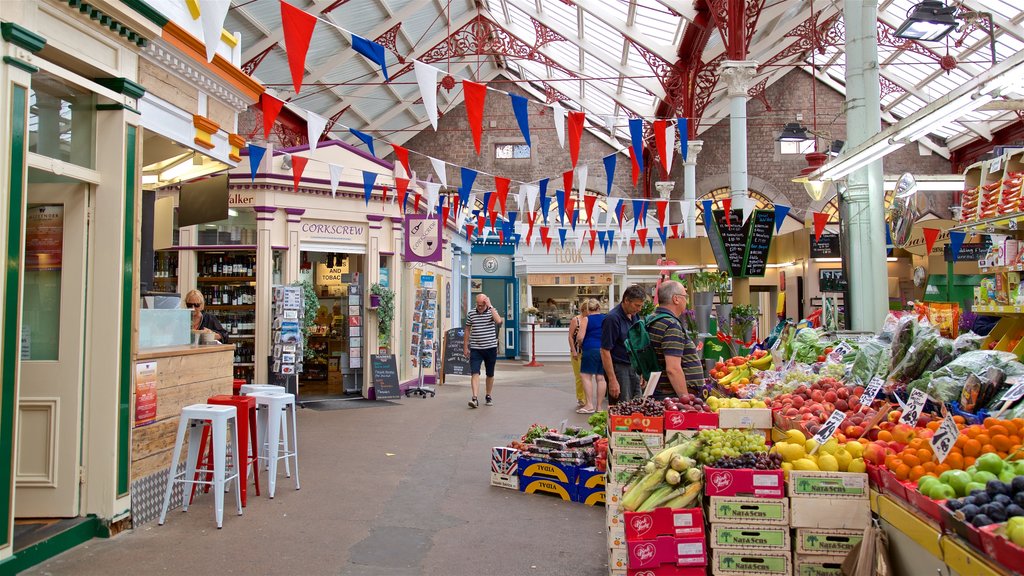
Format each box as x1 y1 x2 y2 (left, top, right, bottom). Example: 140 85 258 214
198 251 257 383
153 251 179 293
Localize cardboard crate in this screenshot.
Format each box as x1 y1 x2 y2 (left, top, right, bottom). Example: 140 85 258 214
624 507 704 540
518 456 579 484
704 468 785 498
710 524 791 550
609 519 626 548
794 529 863 556
610 413 665 434
609 466 644 485
793 555 844 576
610 431 665 452
708 496 789 526
608 507 625 534
627 535 707 569
711 550 792 576
789 497 870 530
579 466 606 488
786 471 868 500
981 524 1024 575
489 472 519 490
577 484 606 506
519 477 576 501
610 547 629 571
717 408 773 429
609 450 652 469
626 566 706 576
606 482 624 509
492 447 520 475
664 410 719 431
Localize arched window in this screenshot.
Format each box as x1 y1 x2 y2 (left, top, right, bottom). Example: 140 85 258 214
695 187 774 226
821 189 895 223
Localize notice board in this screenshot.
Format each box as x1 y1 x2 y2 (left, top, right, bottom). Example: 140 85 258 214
440 327 471 382
370 354 401 400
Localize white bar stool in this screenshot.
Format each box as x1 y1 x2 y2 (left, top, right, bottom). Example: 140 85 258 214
249 391 300 498
159 404 242 528
240 384 288 471
239 384 285 395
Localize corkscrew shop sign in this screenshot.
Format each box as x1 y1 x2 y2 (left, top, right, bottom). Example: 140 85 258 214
299 220 365 243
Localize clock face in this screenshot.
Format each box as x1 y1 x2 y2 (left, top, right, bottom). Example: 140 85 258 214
482 256 499 273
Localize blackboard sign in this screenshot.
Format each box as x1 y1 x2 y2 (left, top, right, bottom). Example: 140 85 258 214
743 209 775 277
819 269 848 292
710 209 751 277
370 354 401 400
943 238 991 262
441 327 471 378
810 233 841 258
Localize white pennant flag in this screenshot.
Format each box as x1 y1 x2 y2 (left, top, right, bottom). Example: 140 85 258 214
328 164 344 198
430 157 448 187
551 103 566 148
742 197 757 225
605 115 616 134
575 226 586 250
306 111 329 152
576 164 589 197
525 183 540 213
664 122 676 174
515 185 526 212
462 193 477 228
198 0 231 63
425 182 441 214
414 60 440 130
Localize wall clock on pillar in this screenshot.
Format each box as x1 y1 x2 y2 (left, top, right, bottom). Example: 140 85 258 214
913 266 928 288
482 256 499 273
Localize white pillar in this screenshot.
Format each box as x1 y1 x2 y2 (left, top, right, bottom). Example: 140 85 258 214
683 140 704 238
719 61 758 204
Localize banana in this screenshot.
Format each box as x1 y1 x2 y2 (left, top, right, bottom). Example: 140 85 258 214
749 355 772 369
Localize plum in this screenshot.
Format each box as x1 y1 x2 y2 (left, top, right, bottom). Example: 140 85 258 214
1012 476 1024 494
972 514 995 527
960 504 981 520
1015 492 1024 508
987 480 1011 496
995 494 1013 506
972 492 992 506
1007 504 1024 518
946 499 964 511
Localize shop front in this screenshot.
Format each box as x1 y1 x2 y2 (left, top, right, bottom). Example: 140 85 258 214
471 242 518 358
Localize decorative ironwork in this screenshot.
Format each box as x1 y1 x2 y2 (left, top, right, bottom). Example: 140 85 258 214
877 20 943 65
743 0 767 55
707 0 767 57
529 17 568 57
757 11 843 72
320 0 352 14
238 105 306 147
747 78 770 110
440 74 456 91
940 54 958 72
693 54 725 128
879 76 903 99
544 83 570 103
374 22 405 63
241 43 275 76
321 106 350 139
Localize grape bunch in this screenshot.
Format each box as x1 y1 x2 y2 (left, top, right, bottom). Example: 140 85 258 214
609 397 664 417
695 429 768 465
819 362 847 381
712 452 783 470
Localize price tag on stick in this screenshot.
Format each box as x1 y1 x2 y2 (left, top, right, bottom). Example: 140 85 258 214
810 410 846 454
930 411 960 463
995 379 1024 418
899 388 929 425
861 377 884 407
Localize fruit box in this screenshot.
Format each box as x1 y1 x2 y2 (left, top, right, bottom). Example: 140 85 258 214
610 450 652 469
606 481 624 509
711 549 791 576
576 483 606 506
664 410 719 431
492 447 520 475
878 467 911 502
611 413 665 434
938 502 984 549
708 496 789 526
864 462 884 491
904 485 945 523
624 507 704 540
794 528 863 556
518 456 579 484
610 432 665 452
490 472 519 490
609 520 626 548
519 477 577 501
789 497 871 529
980 524 1024 575
717 408 773 429
787 471 869 500
704 467 785 498
610 546 629 570
627 535 707 569
793 555 844 576
710 524 791 550
626 565 707 576
578 466 605 488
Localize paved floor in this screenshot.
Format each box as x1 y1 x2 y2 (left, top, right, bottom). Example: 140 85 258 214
23 361 609 576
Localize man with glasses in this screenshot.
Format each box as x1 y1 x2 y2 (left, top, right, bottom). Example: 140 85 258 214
649 281 705 399
601 285 646 403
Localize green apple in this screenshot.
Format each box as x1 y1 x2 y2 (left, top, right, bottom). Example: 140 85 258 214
928 483 956 500
977 453 1005 476
972 470 999 485
1009 517 1024 547
967 466 978 476
965 481 987 495
1014 461 1024 475
946 470 973 496
999 468 1017 483
918 475 941 493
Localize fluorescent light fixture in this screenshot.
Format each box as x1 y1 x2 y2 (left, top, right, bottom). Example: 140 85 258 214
816 140 896 180
894 1 958 41
887 257 899 262
142 174 159 185
883 176 964 191
159 157 196 182
228 208 239 217
815 258 843 263
767 261 796 268
627 265 703 272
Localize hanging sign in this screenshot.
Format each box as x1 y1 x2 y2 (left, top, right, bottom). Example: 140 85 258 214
404 214 442 262
708 209 751 277
742 209 775 277
809 232 841 258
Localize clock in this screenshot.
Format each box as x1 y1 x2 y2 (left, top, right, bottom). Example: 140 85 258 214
482 256 499 273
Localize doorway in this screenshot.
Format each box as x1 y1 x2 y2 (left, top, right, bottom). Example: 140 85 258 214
750 286 777 343
478 277 518 358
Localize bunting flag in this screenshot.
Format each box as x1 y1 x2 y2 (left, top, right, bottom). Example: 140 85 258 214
774 204 790 233
630 239 637 254
637 227 648 247
543 235 552 253
329 163 343 198
723 198 732 226
570 208 579 231
671 224 680 239
463 80 487 154
607 230 615 246
632 199 645 231
459 167 476 205
555 190 566 224
568 111 586 167
351 34 389 80
481 192 493 225
465 224 475 239
488 193 499 229
628 147 640 186
577 165 588 198
429 157 447 187
702 199 714 230
539 192 552 224
657 226 668 246
451 194 461 220
414 192 422 212
391 144 411 177
558 228 568 248
656 200 668 227
477 212 486 236
812 211 828 241
525 183 540 213
441 204 450 228
678 117 688 161
510 93 531 147
565 196 577 228
616 199 626 231
395 177 410 209
381 184 389 204
584 194 597 227
291 155 308 193
551 102 566 148
498 229 505 245
922 227 941 254
742 197 756 225
507 211 518 234
414 60 439 130
425 181 441 213
949 230 966 261
350 128 375 157
562 170 574 199
495 176 511 215
628 118 645 173
589 234 596 255
261 94 285 139
598 230 607 251
248 145 266 181
362 170 378 205
198 0 231 62
526 212 537 244
653 119 668 175
306 110 328 151
648 238 655 252
514 185 525 213
280 1 317 94
603 154 616 196
663 120 675 175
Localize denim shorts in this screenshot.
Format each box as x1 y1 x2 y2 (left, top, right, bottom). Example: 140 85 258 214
580 349 603 375
470 347 498 377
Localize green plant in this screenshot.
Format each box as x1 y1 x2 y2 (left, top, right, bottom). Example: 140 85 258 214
731 304 759 324
639 298 656 317
689 270 721 293
294 280 319 360
371 283 396 350
716 273 730 304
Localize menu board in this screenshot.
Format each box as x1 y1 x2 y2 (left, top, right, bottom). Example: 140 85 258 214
441 327 471 379
943 238 991 262
809 233 841 258
708 209 750 277
370 354 401 400
742 209 775 277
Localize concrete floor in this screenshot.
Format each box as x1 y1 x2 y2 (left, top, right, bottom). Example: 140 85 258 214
24 361 609 576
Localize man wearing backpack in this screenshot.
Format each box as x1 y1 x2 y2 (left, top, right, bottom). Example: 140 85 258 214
647 280 706 399
601 285 646 403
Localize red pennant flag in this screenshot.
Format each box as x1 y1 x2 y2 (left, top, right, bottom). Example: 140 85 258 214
813 211 828 241
498 230 505 245
589 229 597 242
628 147 640 186
477 213 486 235
630 239 637 253
543 237 552 252
451 194 461 218
391 144 411 177
487 194 499 229
656 200 668 227
563 170 574 199
540 225 550 242
922 227 940 254
291 155 308 193
671 224 680 239
584 195 597 227
568 111 586 167
261 94 285 139
589 236 596 254
381 185 388 204
723 198 732 226
653 119 668 175
527 212 538 244
280 1 318 94
442 205 450 228
465 224 475 238
414 192 423 212
495 177 511 215
463 80 487 154
565 195 576 226
395 178 410 210
637 227 648 246
617 202 626 231
489 209 498 230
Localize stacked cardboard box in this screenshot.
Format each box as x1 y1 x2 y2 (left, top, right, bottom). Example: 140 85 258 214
518 456 579 500
788 471 870 575
623 507 707 575
708 496 791 575
490 447 520 490
608 415 664 576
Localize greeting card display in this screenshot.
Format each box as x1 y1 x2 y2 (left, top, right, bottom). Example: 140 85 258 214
272 285 305 376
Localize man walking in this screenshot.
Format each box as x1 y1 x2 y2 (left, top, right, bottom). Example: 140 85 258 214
464 293 503 408
648 281 706 400
601 285 646 403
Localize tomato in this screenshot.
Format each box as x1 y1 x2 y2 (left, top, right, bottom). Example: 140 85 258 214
817 355 826 362
824 347 834 354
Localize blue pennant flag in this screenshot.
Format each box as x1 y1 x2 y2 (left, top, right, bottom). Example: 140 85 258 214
949 231 966 261
647 238 654 252
702 199 714 230
539 193 552 224
598 230 607 248
678 118 688 161
481 191 492 221
603 154 616 195
640 200 649 227
629 118 645 173
507 211 518 234
607 230 615 245
538 177 549 198
558 228 568 248
570 209 579 231
350 128 375 157
555 190 566 224
459 167 477 206
657 226 668 245
510 94 531 147
436 195 446 220
614 199 624 225
774 204 790 233
502 219 513 239
632 199 645 231
362 170 377 205
351 34 389 81
247 144 266 182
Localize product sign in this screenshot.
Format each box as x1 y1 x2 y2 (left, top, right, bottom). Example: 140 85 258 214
404 215 442 263
809 232 841 258
930 411 959 463
900 388 929 425
299 220 365 243
708 209 750 277
441 327 471 377
812 410 845 448
742 209 775 277
135 361 158 427
26 205 64 271
861 377 884 406
370 354 401 400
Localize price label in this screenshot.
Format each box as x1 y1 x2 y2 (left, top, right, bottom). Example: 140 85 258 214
643 371 662 397
1003 379 1024 404
899 388 929 425
813 410 846 446
861 377 884 406
930 411 960 463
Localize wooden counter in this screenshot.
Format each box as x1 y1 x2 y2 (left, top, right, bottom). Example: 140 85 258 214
131 343 235 482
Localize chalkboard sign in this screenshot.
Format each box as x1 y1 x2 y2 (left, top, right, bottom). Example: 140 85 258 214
819 269 848 292
810 233 841 258
742 209 775 277
441 327 471 378
370 354 401 400
943 238 991 262
710 209 750 277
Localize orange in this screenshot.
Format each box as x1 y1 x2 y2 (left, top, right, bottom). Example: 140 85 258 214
964 439 982 457
987 425 1010 437
894 464 911 481
953 415 967 425
909 438 925 450
955 435 968 448
993 435 1014 452
901 453 921 468
945 453 964 470
885 455 902 470
976 434 992 446
934 463 951 475
922 461 936 473
927 421 941 431
909 466 927 481
982 444 997 455
964 456 977 467
878 430 893 442
984 417 998 428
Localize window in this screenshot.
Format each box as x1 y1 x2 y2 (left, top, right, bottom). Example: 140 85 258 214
495 143 530 159
695 188 774 226
779 140 815 155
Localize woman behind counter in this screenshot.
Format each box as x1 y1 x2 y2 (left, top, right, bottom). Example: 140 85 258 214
184 289 229 343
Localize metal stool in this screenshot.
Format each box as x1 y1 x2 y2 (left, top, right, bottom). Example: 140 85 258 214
191 395 260 507
240 385 287 470
249 391 300 498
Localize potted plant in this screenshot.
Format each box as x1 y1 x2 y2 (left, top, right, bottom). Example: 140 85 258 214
295 280 320 360
731 304 759 344
523 306 539 324
370 283 395 352
639 297 656 318
689 270 719 308
715 273 732 332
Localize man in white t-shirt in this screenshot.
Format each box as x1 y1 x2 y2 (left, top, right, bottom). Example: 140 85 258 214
464 293 503 408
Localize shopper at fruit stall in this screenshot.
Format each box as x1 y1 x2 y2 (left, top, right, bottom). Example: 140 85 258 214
576 299 607 414
464 293 503 408
184 289 229 343
602 285 646 404
567 303 587 409
649 281 704 399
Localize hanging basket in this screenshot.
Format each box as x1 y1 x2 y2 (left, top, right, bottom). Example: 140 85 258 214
369 294 382 309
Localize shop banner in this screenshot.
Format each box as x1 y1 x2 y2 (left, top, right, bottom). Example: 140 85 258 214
135 361 158 427
26 205 63 271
